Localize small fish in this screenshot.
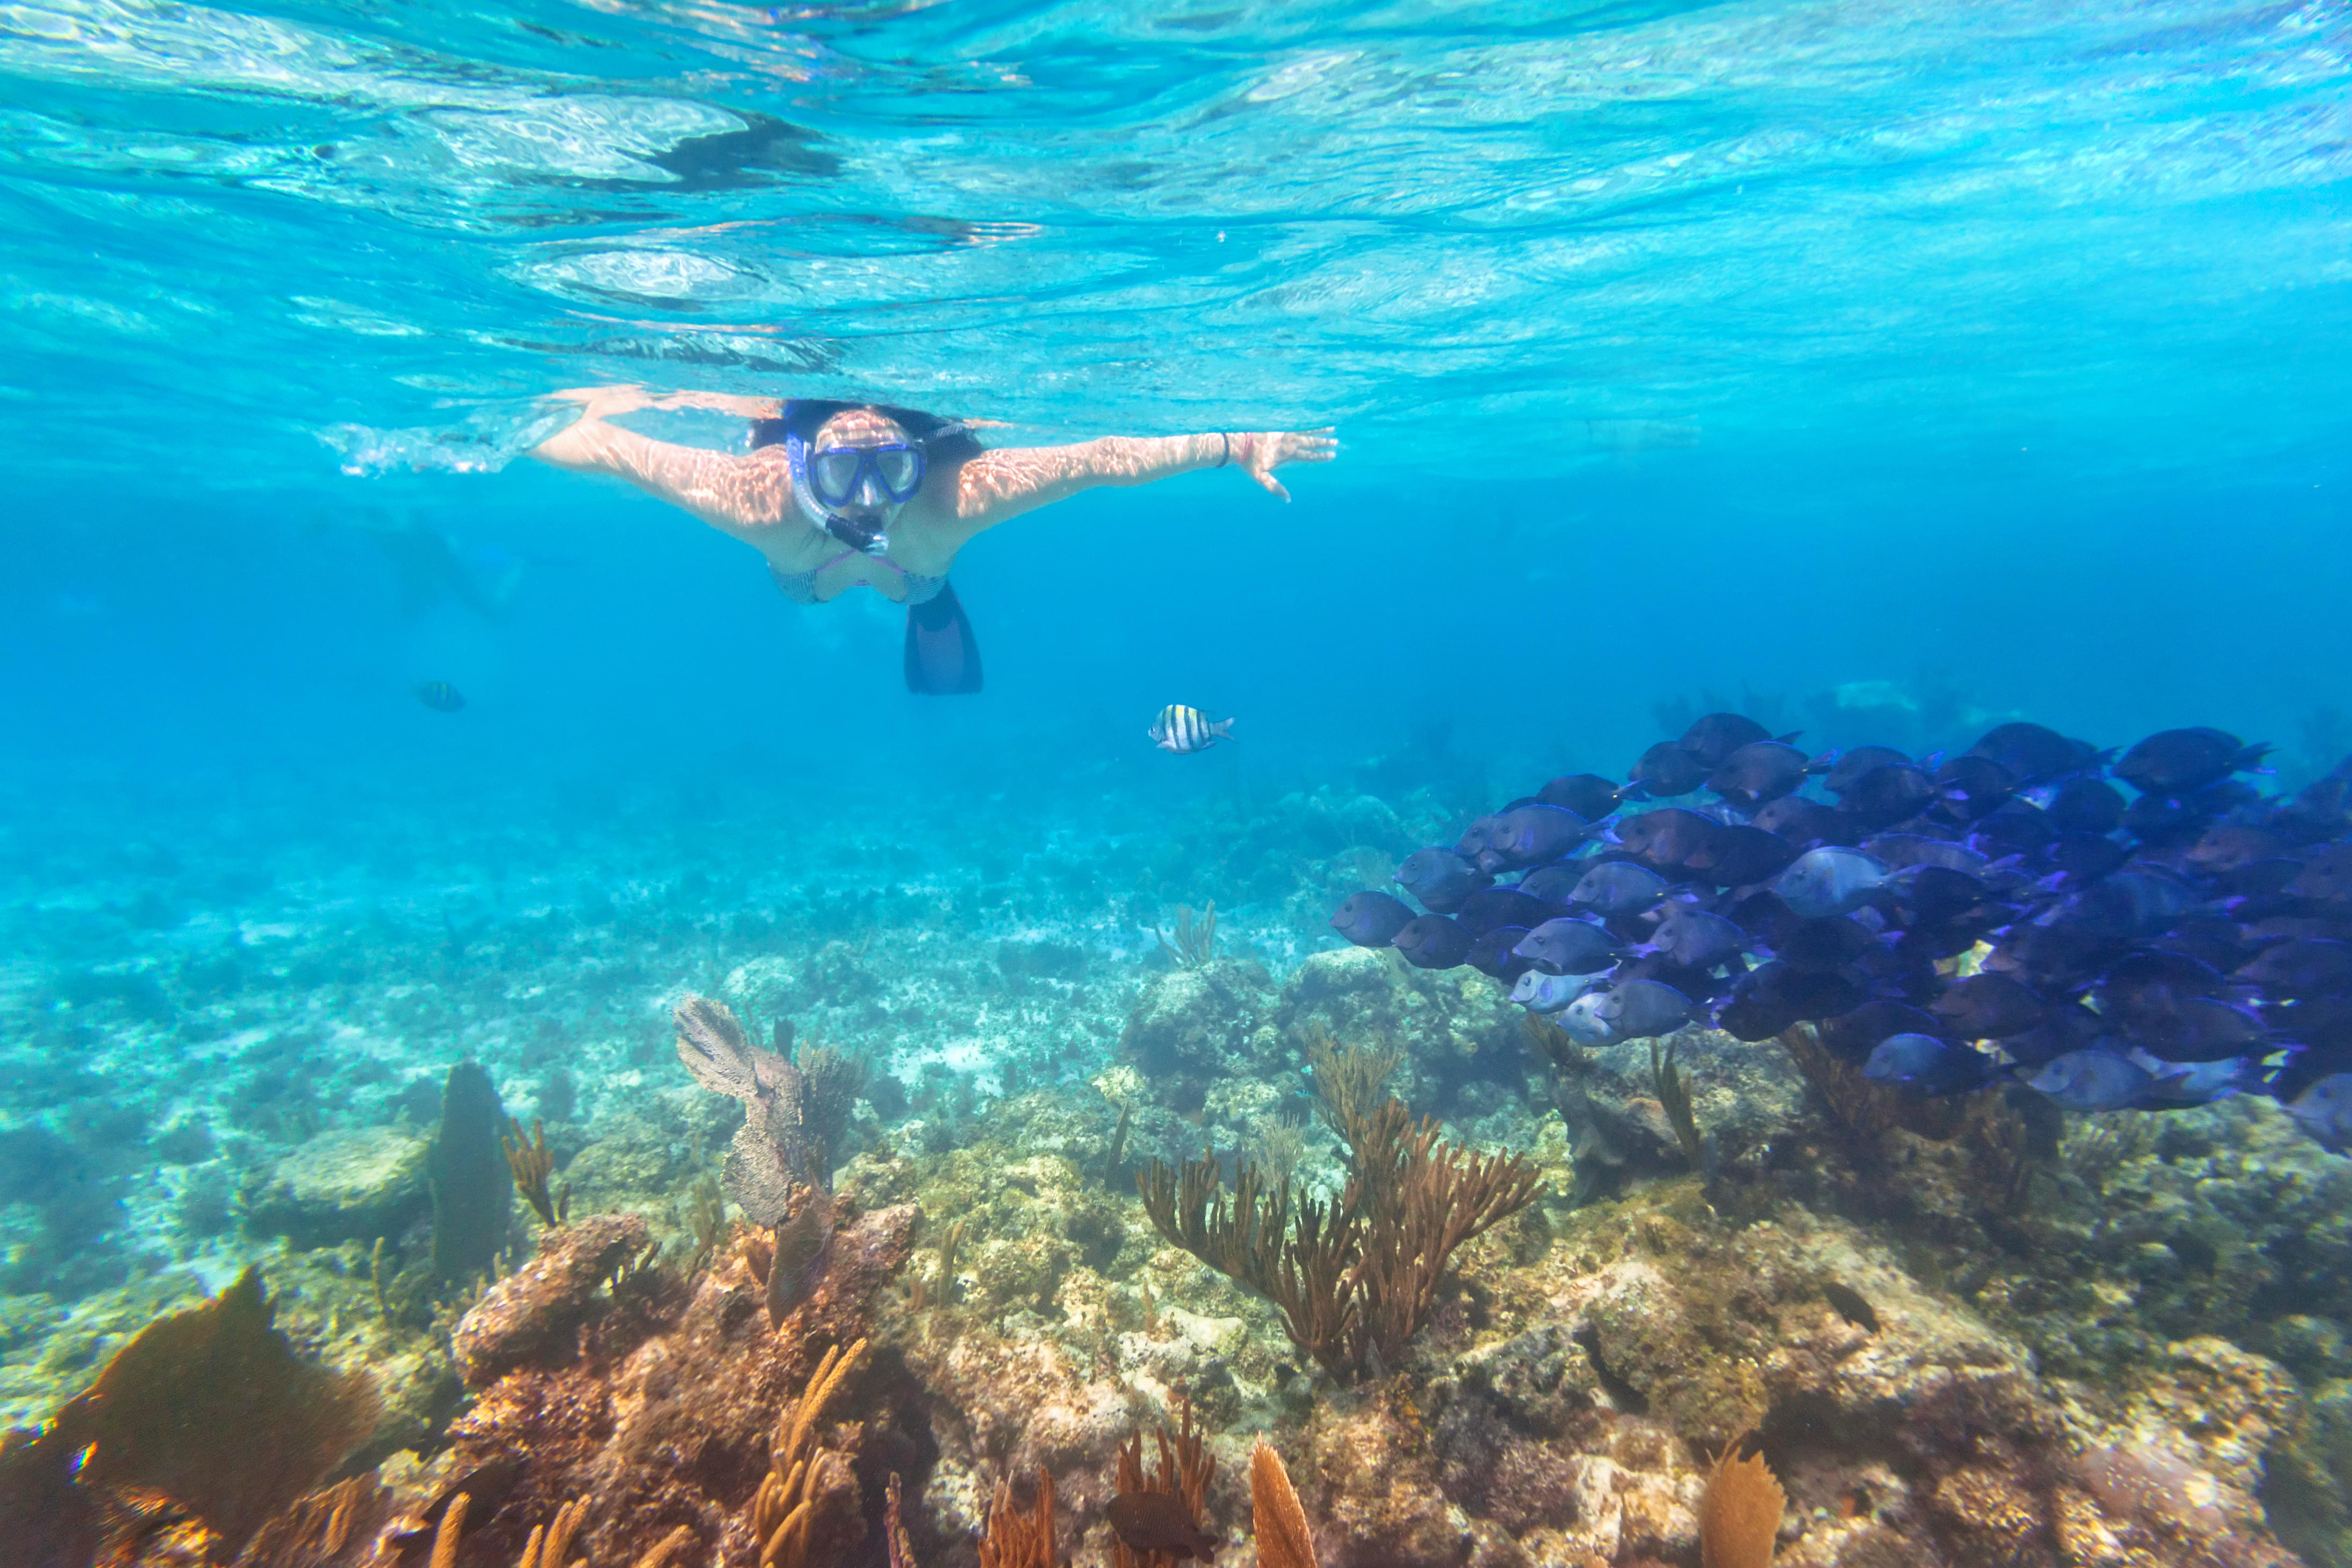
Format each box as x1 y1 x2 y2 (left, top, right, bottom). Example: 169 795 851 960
2112 727 2270 795
1750 796 1853 848
1707 742 1811 810
1393 848 1491 914
1626 742 1710 800
1557 988 1619 1044
1928 753 2016 822
1107 1492 1219 1563
1330 891 1416 948
1615 807 1724 871
1392 914 1473 970
1817 744 1912 796
1838 764 1941 828
1149 704 1234 753
1455 886 1560 937
1679 712 1779 768
1563 978 1698 1044
1465 925 1535 980
1565 860 1674 916
414 681 466 713
1684 825 1801 887
1864 1033 1997 1096
2046 867 2198 941
1631 906 1749 970
2023 1048 2155 1112
1965 721 2102 787
2125 1049 2261 1107
2235 938 2352 998
1514 862 1589 904
2283 1074 2352 1151
1773 847 1902 919
1929 972 2049 1039
2046 778 2126 835
1514 916 1625 977
1511 967 1609 1013
1537 773 1624 820
1476 804 1599 872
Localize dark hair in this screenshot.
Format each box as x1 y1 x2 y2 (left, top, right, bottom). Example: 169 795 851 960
749 400 984 467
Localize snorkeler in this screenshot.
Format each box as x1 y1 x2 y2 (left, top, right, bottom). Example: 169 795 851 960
530 387 1336 694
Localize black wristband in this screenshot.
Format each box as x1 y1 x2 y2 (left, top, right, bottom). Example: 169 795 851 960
1216 431 1230 468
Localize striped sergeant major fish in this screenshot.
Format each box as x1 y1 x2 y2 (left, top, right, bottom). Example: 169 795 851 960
1150 704 1234 755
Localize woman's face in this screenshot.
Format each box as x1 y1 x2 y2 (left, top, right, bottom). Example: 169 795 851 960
811 408 916 532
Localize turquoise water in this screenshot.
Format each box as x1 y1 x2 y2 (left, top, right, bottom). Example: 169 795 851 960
5 0 2352 1562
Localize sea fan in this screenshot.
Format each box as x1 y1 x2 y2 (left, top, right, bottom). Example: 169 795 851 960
1699 1432 1785 1568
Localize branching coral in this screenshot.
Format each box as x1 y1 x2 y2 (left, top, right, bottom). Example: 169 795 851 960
233 1474 390 1567
1140 1068 1543 1379
1303 1025 1400 1143
978 1467 1059 1568
420 1492 692 1568
503 1116 563 1229
1154 903 1218 968
1111 1401 1215 1568
750 1338 869 1568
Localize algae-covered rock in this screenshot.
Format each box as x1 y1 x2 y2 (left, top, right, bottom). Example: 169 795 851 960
1121 959 1278 1099
1275 946 1520 1066
1548 1027 1808 1190
453 1212 652 1387
241 1127 430 1249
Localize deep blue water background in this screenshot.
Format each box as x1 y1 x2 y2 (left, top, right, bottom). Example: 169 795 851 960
3 0 2351 946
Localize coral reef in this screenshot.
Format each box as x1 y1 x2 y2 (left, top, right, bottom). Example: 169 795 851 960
5 763 2350 1568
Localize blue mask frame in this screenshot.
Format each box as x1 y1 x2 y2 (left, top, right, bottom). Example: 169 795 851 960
809 442 925 507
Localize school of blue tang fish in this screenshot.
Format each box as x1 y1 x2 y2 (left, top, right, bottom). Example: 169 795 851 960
1330 715 2352 1144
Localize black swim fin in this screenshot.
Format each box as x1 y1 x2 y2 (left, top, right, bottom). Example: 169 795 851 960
904 582 983 694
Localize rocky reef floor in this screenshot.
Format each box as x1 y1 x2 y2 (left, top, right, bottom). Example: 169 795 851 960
1 768 2348 1567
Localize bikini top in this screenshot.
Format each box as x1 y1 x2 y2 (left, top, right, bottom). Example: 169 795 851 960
770 551 948 605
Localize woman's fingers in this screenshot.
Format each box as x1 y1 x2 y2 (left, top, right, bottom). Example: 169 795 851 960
1252 469 1292 501
550 382 650 417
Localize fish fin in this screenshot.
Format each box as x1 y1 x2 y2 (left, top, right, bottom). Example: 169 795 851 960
1215 718 1238 739
1773 730 1803 745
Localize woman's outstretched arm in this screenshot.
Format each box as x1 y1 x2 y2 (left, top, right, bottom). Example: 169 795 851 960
529 387 788 537
950 428 1337 538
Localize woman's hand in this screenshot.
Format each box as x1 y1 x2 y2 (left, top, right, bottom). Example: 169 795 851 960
548 384 657 422
1229 428 1338 501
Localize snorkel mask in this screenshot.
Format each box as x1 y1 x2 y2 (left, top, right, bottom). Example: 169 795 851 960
785 431 926 556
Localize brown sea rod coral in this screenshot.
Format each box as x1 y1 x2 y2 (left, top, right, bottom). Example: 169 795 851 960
978 1466 1060 1568
1110 1402 1216 1568
1139 1081 1542 1379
